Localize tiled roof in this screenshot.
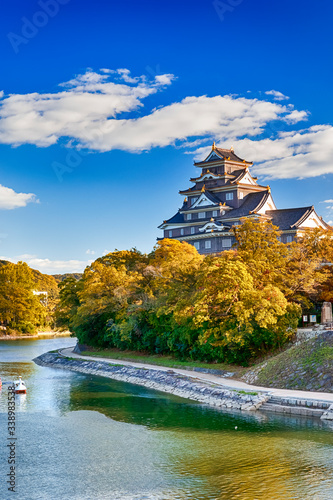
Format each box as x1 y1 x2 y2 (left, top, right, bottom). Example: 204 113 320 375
219 191 268 220
215 148 247 163
161 212 184 225
265 207 314 230
180 174 240 194
200 191 221 206
195 147 252 165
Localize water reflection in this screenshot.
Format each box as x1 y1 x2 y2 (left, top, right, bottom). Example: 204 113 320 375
1 338 333 500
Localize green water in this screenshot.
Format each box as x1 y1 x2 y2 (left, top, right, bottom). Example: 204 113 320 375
1 338 333 499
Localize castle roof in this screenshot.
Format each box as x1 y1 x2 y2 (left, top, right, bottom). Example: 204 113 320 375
159 145 331 241
194 145 253 166
219 191 270 220
265 206 332 231
160 211 184 226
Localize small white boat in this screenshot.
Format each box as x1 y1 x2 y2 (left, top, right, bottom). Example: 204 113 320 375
14 376 27 394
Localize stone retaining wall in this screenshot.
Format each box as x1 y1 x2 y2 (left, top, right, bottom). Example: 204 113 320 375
33 352 268 412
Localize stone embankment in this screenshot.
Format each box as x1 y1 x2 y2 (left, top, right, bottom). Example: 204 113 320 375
33 351 268 412
34 350 333 420
243 331 333 392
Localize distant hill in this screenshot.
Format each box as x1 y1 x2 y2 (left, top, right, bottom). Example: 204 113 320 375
0 260 82 286
52 273 83 283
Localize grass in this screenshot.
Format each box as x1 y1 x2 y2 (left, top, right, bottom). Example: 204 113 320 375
78 348 246 377
304 346 333 365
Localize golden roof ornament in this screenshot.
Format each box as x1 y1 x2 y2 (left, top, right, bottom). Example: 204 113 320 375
210 217 214 222
267 185 271 193
184 197 187 202
230 145 234 152
201 184 206 192
212 141 216 150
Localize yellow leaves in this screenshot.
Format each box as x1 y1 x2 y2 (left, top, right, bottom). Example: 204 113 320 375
152 239 203 279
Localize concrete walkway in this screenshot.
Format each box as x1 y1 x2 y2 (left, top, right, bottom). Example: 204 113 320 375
59 347 333 404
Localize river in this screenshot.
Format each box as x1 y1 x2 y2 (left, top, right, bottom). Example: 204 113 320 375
1 337 333 500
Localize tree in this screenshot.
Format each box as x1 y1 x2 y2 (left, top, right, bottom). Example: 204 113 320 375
233 217 288 289
71 250 147 346
0 262 46 333
54 276 82 330
189 254 301 362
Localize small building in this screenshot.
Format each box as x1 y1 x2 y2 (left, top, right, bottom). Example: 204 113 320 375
158 143 331 254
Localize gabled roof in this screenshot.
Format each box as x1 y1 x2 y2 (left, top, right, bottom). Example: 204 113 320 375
265 207 312 230
190 171 222 182
195 145 253 166
215 147 247 163
219 191 270 220
231 169 258 186
190 190 221 209
265 206 331 231
199 221 230 233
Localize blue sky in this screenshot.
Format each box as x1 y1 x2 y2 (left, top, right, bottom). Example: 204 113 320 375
0 0 332 273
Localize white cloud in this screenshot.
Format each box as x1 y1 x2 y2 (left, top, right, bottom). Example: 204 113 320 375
0 254 92 274
191 125 333 180
154 74 175 86
284 109 309 124
320 199 333 203
86 249 95 255
265 90 289 101
0 184 37 209
0 69 173 148
0 69 302 152
0 69 332 180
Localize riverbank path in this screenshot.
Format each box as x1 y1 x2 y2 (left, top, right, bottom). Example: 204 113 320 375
59 347 333 404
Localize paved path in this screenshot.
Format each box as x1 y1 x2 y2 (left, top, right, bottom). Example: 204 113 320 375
60 347 333 403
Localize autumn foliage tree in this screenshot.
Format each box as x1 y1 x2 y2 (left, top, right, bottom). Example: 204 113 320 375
54 222 333 364
0 261 48 333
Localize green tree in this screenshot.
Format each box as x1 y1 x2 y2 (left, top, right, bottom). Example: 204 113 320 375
54 276 82 330
190 254 301 362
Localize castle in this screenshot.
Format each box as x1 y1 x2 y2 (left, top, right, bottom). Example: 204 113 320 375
158 143 330 254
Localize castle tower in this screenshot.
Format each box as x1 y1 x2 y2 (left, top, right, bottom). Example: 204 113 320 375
158 144 331 254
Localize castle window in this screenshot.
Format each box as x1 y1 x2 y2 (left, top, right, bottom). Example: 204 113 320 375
180 228 184 236
205 240 212 249
198 212 205 219
191 227 195 234
226 192 233 201
239 192 244 200
191 197 198 206
186 213 192 221
168 230 172 237
286 235 293 243
194 242 200 250
222 238 231 248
